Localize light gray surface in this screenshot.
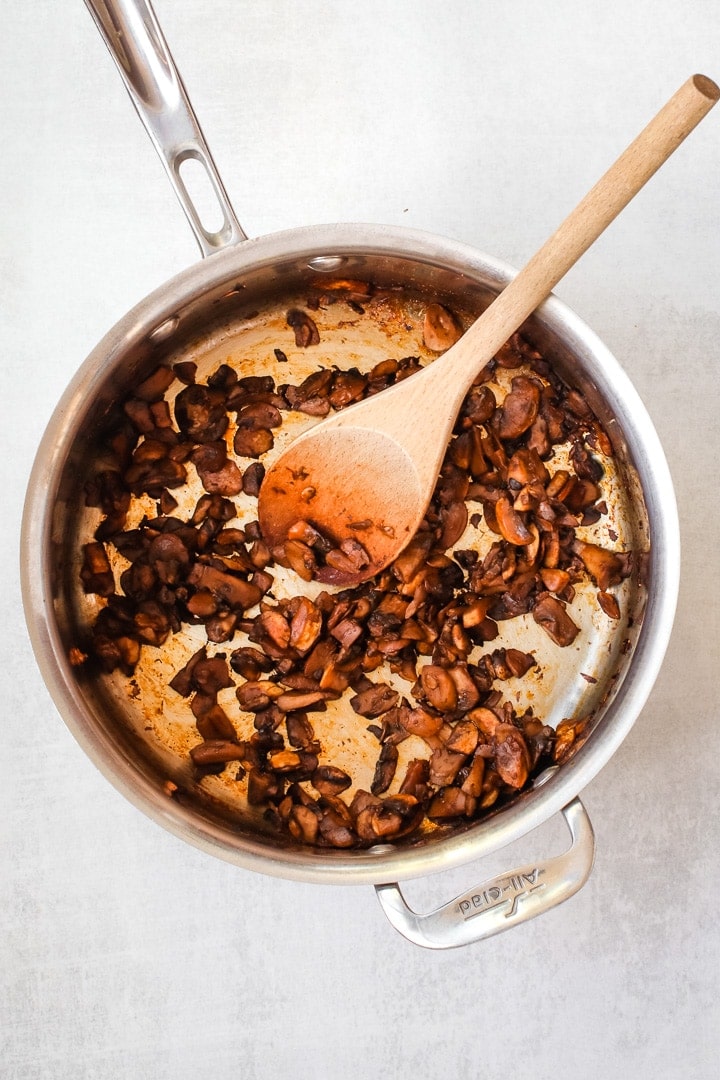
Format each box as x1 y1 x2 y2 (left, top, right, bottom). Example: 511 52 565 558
2 1 719 1077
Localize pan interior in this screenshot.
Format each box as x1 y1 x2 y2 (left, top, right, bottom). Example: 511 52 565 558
31 235 659 879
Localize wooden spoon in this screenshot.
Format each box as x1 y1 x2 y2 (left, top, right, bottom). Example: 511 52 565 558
258 75 718 585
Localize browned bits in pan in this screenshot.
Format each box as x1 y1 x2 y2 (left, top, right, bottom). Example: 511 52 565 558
79 285 633 850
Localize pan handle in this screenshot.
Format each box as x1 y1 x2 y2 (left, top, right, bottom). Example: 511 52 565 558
374 797 595 949
84 0 247 255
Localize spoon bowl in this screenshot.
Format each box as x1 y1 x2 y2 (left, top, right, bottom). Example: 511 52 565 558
258 423 424 582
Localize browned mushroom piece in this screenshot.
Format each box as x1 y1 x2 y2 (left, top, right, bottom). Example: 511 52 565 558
194 701 238 742
236 680 280 712
123 442 188 496
419 665 458 712
573 539 628 592
169 645 207 696
493 724 531 788
80 541 115 597
329 369 368 409
532 593 580 647
504 648 537 678
147 532 191 584
350 683 399 718
371 742 399 796
494 496 534 546
423 303 463 352
191 443 244 496
175 384 228 443
597 591 621 619
400 707 444 740
427 786 471 821
133 601 172 646
311 765 352 797
355 802 406 840
276 689 332 713
247 767 284 806
191 654 234 696
268 749 304 773
135 365 175 402
398 758 431 799
286 309 321 347
236 401 283 431
540 567 571 595
506 447 550 486
288 803 320 844
278 539 318 582
318 804 356 848
553 717 589 762
190 740 245 766
469 706 502 737
460 753 486 798
494 376 541 440
429 746 466 787
233 426 274 459
445 719 479 756
447 664 481 711
187 562 262 612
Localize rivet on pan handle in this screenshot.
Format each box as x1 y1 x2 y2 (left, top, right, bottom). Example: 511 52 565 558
374 797 595 950
85 0 247 255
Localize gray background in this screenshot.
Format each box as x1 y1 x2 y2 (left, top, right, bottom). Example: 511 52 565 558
2 1 719 1077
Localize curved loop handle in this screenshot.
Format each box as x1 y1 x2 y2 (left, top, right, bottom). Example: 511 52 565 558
84 0 247 255
375 797 595 950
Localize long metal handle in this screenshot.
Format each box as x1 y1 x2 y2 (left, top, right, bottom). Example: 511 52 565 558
84 0 247 255
375 798 595 949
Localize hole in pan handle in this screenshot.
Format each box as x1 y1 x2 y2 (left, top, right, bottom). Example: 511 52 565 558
84 0 247 254
374 797 595 950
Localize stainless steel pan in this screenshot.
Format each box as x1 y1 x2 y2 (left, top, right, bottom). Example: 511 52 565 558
20 0 680 949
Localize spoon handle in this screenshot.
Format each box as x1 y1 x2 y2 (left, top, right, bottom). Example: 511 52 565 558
438 74 719 394
84 0 247 254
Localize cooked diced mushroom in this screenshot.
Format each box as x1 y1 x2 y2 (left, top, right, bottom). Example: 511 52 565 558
573 539 627 592
429 746 466 787
371 742 399 795
349 683 399 718
427 786 471 820
423 303 463 352
495 496 534 546
532 593 580 647
190 740 245 766
445 719 479 756
311 765 352 797
494 376 541 439
80 541 115 597
420 665 458 712
286 309 320 347
493 724 530 788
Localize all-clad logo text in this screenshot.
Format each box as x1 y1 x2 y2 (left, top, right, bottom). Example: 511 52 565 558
458 869 545 921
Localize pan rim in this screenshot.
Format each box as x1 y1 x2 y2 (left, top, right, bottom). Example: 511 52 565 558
20 222 680 885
